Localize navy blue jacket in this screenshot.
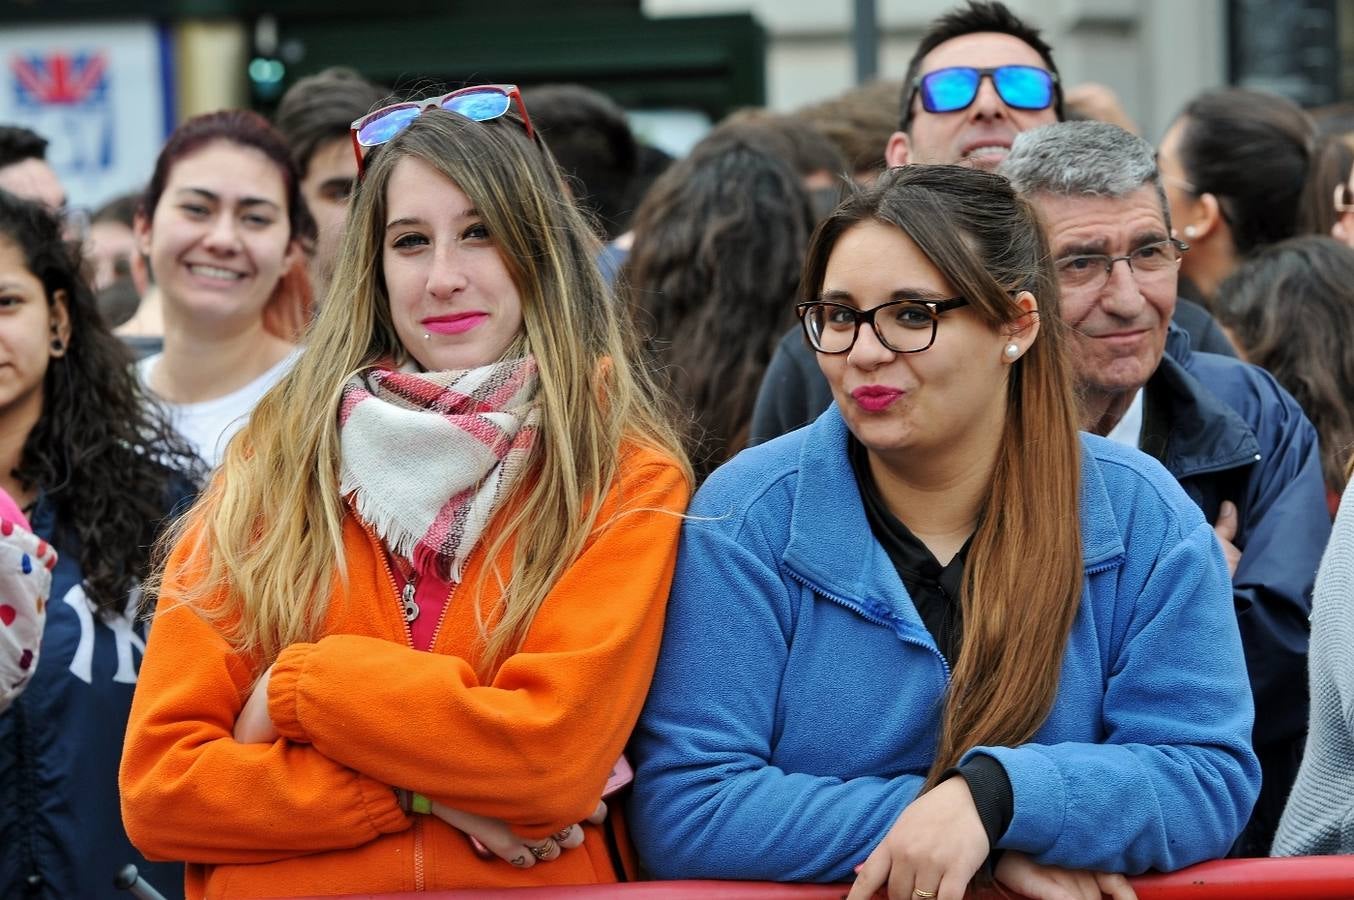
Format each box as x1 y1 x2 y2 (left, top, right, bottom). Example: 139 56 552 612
1149 327 1327 854
1 489 191 900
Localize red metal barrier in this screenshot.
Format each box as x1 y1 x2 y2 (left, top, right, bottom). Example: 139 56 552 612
287 856 1354 900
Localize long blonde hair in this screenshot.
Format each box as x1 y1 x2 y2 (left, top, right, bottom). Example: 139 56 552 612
801 166 1084 785
152 108 689 670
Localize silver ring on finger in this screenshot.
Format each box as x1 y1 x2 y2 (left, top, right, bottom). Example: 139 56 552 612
528 838 558 861
553 826 573 843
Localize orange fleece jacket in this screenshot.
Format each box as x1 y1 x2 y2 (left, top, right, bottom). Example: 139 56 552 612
119 448 688 899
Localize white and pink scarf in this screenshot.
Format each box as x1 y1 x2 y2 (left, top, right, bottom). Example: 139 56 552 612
338 357 540 580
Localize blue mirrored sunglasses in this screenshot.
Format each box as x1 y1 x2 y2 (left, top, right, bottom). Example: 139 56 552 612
349 84 533 176
915 65 1057 114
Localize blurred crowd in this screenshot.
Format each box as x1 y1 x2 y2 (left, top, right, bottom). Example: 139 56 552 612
3 2 1354 899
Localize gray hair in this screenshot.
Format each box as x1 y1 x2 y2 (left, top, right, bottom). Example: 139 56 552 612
999 121 1171 229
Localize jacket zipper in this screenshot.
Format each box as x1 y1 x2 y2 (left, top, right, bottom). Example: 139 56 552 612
427 580 457 654
365 522 423 888
413 817 426 892
1084 557 1122 577
369 524 417 651
785 569 952 681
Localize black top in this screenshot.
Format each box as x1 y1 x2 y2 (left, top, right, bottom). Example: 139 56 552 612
849 437 1013 851
851 437 969 659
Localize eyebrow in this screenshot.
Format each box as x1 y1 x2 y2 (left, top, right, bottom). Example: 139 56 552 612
1058 231 1171 258
820 287 954 304
384 207 481 232
1131 230 1170 246
175 186 280 210
1056 239 1109 257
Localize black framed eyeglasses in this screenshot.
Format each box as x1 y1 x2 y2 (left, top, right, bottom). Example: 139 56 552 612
796 297 970 355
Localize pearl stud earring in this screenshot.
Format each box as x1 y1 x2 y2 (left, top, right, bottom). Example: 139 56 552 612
1004 342 1020 360
1183 225 1198 238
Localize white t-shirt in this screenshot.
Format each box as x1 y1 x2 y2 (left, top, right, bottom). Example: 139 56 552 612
138 348 302 469
1105 388 1145 449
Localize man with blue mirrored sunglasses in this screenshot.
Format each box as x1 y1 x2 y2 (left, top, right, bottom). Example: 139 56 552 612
751 1 1238 453
750 2 1068 447
883 1 1062 171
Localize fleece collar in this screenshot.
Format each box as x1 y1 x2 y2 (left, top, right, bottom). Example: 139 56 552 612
1151 328 1261 479
781 407 1124 622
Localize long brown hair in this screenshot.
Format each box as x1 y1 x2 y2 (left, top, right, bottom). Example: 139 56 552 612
152 108 689 669
801 165 1083 784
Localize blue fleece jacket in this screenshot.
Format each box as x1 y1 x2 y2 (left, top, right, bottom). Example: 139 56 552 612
630 408 1260 883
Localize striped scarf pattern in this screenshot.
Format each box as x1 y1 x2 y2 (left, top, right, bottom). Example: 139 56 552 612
338 357 540 580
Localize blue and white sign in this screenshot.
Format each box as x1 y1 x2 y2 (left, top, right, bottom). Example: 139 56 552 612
0 22 173 208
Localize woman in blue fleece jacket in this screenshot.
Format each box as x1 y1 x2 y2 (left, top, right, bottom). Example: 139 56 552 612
629 166 1260 900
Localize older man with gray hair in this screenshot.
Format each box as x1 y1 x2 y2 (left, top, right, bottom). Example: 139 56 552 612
1000 120 1327 856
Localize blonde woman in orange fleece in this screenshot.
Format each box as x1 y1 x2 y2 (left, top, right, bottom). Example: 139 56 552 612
119 90 690 898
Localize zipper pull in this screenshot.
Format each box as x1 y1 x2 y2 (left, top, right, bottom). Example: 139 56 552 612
401 581 420 623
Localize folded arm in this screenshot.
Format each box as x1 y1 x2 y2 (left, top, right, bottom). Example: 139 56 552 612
265 458 688 837
979 521 1260 873
119 595 409 865
630 522 925 883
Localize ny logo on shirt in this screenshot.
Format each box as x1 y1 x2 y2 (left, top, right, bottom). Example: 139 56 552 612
63 583 145 684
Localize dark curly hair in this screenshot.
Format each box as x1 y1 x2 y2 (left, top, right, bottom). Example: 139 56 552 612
0 190 203 616
622 129 815 481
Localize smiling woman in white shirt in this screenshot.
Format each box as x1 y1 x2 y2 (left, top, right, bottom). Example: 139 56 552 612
134 110 315 468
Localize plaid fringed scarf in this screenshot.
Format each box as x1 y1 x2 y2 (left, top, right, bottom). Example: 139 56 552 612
338 357 540 581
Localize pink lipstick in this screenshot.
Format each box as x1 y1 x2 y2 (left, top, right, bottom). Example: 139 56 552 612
422 312 488 335
851 385 903 412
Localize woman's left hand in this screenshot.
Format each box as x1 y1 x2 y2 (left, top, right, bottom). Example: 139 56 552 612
431 801 590 867
994 851 1137 900
846 776 989 900
234 664 279 743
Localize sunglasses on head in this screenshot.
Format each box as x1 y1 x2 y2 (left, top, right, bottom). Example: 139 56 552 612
912 65 1058 115
349 83 534 177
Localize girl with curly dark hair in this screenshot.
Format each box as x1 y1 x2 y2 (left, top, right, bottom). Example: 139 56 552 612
622 126 816 481
0 189 201 900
